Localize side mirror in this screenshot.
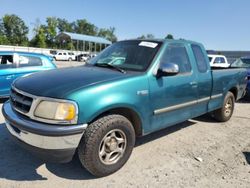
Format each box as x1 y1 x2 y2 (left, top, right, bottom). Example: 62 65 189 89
157 63 179 77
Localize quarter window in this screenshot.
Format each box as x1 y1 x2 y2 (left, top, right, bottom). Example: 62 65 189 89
18 55 43 67
191 45 208 73
160 44 192 73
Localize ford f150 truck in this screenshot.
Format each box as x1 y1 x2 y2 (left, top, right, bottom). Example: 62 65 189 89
2 39 247 177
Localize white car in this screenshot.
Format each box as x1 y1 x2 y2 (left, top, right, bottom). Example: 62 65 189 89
53 52 76 61
208 54 230 68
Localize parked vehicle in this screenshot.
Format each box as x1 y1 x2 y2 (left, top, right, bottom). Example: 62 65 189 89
76 53 90 62
208 54 230 68
53 51 76 61
0 51 56 98
231 56 250 98
2 39 247 177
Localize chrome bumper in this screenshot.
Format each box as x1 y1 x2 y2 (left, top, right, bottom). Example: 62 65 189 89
2 101 87 150
5 121 85 150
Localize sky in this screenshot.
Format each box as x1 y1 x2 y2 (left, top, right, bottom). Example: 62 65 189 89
0 0 250 51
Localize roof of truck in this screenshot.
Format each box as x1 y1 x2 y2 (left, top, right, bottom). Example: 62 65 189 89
120 39 203 46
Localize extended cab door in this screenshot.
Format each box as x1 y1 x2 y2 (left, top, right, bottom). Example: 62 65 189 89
148 43 198 132
0 53 18 97
189 44 212 117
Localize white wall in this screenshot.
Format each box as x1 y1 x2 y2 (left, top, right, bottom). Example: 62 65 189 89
0 45 86 56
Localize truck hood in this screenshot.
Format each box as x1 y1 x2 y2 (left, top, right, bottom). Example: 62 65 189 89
13 66 132 98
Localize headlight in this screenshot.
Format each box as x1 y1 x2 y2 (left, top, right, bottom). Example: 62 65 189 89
34 100 78 124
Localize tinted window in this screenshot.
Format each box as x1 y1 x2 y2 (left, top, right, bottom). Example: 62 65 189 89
58 53 62 55
220 57 225 63
214 57 221 64
0 55 14 69
160 44 191 73
63 53 67 55
208 57 212 62
18 55 43 67
192 45 208 73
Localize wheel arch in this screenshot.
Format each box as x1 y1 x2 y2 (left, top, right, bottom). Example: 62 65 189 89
88 107 143 137
228 87 238 100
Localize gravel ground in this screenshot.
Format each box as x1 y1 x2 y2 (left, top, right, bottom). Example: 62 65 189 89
0 62 250 188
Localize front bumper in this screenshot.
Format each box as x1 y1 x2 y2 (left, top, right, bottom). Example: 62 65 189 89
2 101 87 162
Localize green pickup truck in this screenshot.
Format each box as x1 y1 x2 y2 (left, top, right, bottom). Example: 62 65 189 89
2 39 247 177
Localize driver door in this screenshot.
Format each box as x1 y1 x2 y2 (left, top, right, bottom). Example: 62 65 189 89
149 43 198 132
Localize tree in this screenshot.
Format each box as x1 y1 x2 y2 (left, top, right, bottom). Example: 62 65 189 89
137 34 155 39
98 27 117 43
0 19 9 44
57 18 74 32
2 14 28 45
73 19 97 35
30 26 46 48
44 17 58 48
165 34 174 39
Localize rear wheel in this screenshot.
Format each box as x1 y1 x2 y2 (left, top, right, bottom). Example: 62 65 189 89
78 114 135 177
68 57 72 61
212 91 235 122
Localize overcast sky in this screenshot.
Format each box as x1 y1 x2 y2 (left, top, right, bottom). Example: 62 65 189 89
0 0 250 50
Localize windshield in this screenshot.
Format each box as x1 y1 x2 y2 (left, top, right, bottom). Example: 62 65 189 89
88 40 162 72
231 58 250 68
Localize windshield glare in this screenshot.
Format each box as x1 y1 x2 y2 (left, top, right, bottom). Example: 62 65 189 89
88 40 162 72
231 58 250 68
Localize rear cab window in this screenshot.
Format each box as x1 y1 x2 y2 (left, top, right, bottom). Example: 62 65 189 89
191 44 208 73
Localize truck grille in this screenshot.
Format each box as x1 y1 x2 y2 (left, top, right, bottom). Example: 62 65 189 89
10 88 33 114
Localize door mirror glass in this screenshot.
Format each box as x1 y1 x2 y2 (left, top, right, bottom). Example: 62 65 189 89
157 63 179 77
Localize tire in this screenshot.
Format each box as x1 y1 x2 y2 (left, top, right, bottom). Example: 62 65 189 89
68 57 72 61
213 91 235 122
78 114 135 177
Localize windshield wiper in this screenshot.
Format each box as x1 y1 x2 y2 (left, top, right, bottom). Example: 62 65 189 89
94 63 126 74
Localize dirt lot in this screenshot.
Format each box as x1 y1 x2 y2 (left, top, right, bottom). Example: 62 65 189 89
0 61 250 188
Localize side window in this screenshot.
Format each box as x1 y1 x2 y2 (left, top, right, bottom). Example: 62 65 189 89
63 53 67 55
220 57 225 63
18 55 43 68
0 55 14 69
160 44 191 73
191 45 208 73
214 57 221 64
58 53 62 55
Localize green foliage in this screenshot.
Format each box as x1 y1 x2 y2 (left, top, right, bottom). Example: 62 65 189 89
57 18 74 33
137 34 155 39
30 26 46 48
66 41 75 50
165 34 174 39
44 17 58 48
73 19 98 36
98 27 117 43
2 14 29 46
0 35 9 45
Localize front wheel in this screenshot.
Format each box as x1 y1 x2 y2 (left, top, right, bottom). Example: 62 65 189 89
212 91 235 122
78 114 135 177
